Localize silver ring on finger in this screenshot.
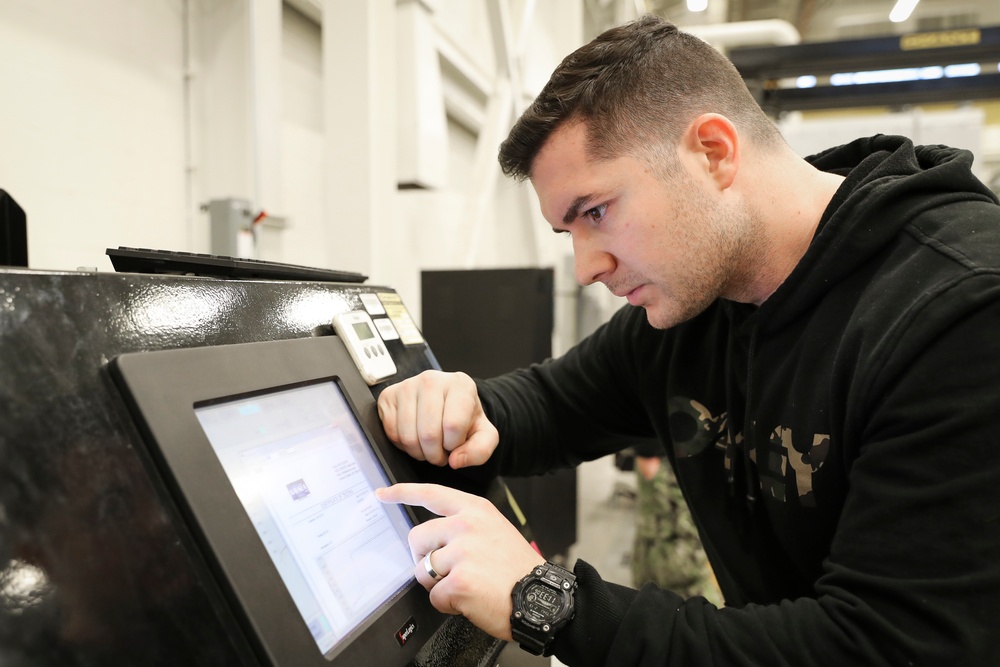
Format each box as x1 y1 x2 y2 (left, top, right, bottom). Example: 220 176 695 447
423 548 444 582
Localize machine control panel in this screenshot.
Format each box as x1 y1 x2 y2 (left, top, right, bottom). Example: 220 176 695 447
332 310 397 385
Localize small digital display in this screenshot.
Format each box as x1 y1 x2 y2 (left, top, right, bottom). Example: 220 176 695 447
195 381 415 658
525 582 561 621
352 322 375 341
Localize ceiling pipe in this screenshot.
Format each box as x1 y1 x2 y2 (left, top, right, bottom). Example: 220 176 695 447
683 18 801 51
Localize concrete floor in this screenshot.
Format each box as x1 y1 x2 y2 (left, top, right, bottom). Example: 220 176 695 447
567 455 639 587
554 456 638 667
500 456 638 667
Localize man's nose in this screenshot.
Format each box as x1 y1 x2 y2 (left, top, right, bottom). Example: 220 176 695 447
572 231 615 286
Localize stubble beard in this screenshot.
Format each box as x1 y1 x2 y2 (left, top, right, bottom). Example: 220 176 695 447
643 193 763 330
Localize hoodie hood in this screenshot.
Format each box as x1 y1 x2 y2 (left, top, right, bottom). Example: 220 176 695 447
730 134 998 507
756 135 998 334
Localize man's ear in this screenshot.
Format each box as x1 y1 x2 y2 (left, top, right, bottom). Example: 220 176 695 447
680 113 740 190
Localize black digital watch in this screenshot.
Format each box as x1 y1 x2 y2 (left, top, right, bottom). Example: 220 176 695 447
510 562 577 656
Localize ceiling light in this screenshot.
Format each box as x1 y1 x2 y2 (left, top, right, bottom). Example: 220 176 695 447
889 0 920 23
944 63 981 77
687 0 708 12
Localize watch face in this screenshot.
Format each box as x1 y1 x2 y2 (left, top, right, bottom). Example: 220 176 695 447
522 581 564 623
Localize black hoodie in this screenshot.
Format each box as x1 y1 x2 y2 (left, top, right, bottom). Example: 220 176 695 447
477 136 1000 666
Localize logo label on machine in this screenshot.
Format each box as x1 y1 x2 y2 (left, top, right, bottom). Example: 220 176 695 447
395 617 418 647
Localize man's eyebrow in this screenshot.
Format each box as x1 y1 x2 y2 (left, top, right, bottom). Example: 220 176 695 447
563 195 594 224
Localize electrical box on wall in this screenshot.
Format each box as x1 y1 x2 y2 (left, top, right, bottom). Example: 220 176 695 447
205 197 254 257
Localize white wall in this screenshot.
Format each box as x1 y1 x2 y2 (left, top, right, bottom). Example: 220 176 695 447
0 0 585 341
779 107 989 179
278 3 327 270
12 2 994 350
0 1 189 270
382 0 585 317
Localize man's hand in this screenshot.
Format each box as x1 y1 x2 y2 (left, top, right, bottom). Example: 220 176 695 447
377 483 545 641
636 455 662 481
377 370 499 469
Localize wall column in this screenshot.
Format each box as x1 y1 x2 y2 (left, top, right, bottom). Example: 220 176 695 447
321 0 396 278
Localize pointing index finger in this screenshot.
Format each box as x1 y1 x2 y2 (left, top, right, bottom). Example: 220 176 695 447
376 483 470 517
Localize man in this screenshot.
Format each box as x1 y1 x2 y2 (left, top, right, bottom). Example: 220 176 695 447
376 14 1000 666
629 446 721 604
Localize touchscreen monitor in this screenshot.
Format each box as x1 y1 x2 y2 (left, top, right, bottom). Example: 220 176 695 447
194 381 415 659
109 335 445 667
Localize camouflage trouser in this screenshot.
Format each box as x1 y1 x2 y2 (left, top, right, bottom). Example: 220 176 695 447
631 459 723 605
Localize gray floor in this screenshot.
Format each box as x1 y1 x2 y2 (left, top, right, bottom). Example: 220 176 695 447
567 455 638 587
554 457 638 667
499 456 638 667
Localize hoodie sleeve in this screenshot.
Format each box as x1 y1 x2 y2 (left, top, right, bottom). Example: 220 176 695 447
476 305 666 476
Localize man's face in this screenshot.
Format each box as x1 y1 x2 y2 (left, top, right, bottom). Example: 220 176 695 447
530 120 757 329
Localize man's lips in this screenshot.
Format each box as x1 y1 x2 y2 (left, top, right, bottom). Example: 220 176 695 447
612 284 645 305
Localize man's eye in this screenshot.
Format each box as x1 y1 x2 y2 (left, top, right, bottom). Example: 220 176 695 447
584 204 607 222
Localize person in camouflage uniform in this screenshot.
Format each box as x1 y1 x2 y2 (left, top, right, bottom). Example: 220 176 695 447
631 453 723 606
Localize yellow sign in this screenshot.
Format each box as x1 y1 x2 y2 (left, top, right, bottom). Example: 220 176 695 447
377 292 425 345
900 29 980 51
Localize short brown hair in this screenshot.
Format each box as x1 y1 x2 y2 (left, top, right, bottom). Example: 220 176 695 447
498 14 781 181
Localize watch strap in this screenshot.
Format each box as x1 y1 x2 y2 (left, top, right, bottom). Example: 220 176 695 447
511 625 548 656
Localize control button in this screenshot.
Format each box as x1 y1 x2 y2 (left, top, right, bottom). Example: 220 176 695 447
364 347 372 358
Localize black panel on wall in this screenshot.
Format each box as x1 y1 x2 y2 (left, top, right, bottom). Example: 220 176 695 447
0 190 28 267
421 268 554 378
421 268 577 562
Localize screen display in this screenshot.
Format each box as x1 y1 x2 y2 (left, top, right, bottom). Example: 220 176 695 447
194 381 416 658
352 321 375 340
